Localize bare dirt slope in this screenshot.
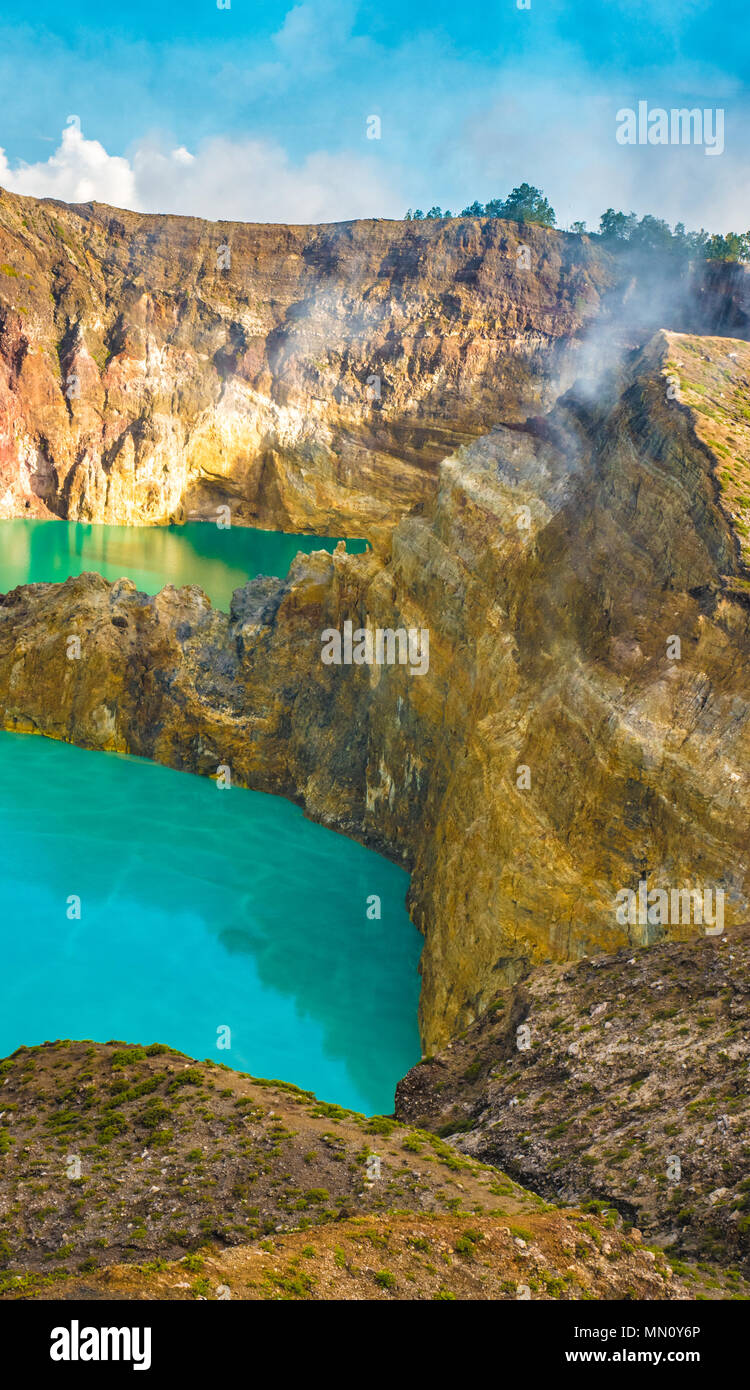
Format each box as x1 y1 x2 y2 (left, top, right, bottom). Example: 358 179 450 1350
0 1040 743 1301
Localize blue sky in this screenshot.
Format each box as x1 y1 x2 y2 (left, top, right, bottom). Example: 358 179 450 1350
0 0 747 227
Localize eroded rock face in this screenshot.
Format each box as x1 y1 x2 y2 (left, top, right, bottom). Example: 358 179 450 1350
0 188 623 542
2 187 742 538
1 330 749 1053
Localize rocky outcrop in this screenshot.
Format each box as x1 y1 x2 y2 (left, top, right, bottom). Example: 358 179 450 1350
395 929 750 1274
1 331 750 1054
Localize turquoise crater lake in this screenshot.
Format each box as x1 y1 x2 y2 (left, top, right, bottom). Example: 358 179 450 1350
0 518 367 612
0 733 422 1115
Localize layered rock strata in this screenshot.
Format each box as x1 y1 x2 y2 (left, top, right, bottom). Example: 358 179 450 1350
0 188 620 541
1 186 744 538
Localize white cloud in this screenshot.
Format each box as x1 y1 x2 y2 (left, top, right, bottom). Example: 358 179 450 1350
0 121 136 208
0 122 404 224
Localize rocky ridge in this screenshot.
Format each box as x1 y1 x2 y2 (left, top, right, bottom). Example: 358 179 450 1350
395 929 750 1274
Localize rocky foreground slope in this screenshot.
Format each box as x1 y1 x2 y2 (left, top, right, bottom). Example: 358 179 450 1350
0 1040 743 1301
396 930 750 1274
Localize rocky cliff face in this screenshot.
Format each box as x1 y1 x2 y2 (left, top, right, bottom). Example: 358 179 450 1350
0 187 619 543
1 190 750 1055
0 187 741 540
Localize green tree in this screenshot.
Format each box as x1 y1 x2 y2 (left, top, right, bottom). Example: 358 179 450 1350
684 228 710 256
629 215 675 253
498 183 556 227
460 200 485 217
598 208 637 241
705 231 750 262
